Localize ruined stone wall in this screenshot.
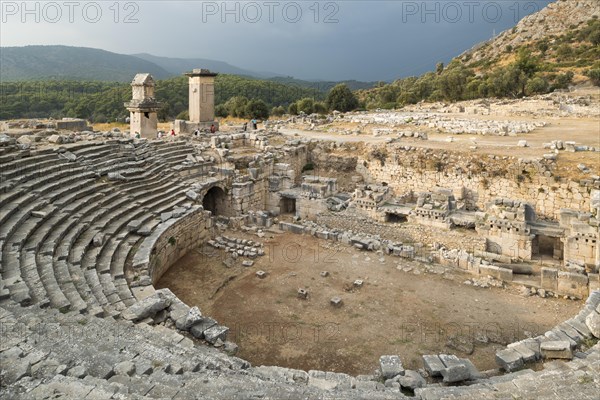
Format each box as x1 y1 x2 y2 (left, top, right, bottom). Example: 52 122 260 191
297 197 329 220
280 145 309 185
316 211 485 252
131 207 213 285
232 180 269 214
351 147 591 220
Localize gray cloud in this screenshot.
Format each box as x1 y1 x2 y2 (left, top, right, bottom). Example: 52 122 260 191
1 0 552 81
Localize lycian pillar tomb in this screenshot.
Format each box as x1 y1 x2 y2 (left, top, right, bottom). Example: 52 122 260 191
173 68 219 134
125 73 161 138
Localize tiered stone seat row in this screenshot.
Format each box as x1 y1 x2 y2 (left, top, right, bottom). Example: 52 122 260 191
0 299 407 399
0 140 196 318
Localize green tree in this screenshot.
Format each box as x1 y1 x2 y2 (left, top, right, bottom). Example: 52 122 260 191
436 62 444 75
224 96 248 118
245 99 269 119
325 84 358 112
296 98 315 114
553 71 574 90
514 49 540 78
588 28 600 45
556 44 574 60
585 68 600 86
271 106 286 116
288 102 298 115
313 102 327 114
526 76 549 95
215 104 228 118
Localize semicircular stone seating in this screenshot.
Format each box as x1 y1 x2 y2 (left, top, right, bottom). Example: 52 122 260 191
0 138 599 399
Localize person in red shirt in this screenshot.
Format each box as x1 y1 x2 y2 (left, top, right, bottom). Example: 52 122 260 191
210 124 216 134
170 129 175 136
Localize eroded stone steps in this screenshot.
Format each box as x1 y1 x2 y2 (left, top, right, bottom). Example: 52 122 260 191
32 190 126 312
20 168 92 191
133 185 185 211
0 151 58 174
96 159 147 176
0 157 70 183
55 196 142 313
126 177 182 201
10 204 60 306
0 170 99 243
0 193 40 238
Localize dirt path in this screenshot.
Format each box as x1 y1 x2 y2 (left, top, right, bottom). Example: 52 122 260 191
157 232 581 376
281 116 600 154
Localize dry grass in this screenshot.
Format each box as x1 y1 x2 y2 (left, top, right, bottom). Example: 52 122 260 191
555 152 600 181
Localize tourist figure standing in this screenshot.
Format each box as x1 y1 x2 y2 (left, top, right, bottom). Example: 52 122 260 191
243 122 248 132
251 118 257 130
210 124 216 134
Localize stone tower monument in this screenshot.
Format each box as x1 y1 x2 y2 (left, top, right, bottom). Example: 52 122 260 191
186 68 217 124
125 73 161 138
173 68 219 134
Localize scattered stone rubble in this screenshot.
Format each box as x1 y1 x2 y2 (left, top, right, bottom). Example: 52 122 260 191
0 83 599 397
207 235 265 259
0 131 599 398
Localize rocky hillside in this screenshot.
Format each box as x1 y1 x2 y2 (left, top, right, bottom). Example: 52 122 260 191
357 0 600 109
461 0 600 68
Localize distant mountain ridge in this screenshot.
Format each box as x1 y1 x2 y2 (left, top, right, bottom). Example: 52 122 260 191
131 53 280 78
0 45 376 90
0 45 172 82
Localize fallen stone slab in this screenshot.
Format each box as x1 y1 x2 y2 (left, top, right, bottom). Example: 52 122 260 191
496 348 524 372
508 340 539 363
107 172 126 181
441 363 470 383
127 220 142 233
540 340 573 359
223 341 239 356
458 358 482 380
398 370 425 391
122 290 171 321
379 355 404 379
175 306 203 331
423 355 445 377
190 317 217 339
48 134 63 144
585 311 600 338
204 325 229 344
185 190 198 201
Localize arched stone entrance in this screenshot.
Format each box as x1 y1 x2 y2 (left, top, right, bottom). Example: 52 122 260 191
202 186 229 216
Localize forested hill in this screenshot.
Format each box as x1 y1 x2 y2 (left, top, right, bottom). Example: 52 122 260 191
0 74 324 122
0 46 173 82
